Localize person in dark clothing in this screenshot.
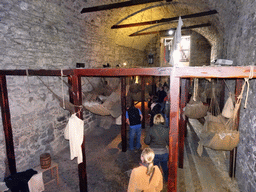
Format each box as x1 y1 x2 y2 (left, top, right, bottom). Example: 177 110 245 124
156 86 167 113
149 96 162 127
4 169 37 192
144 114 169 182
126 102 143 151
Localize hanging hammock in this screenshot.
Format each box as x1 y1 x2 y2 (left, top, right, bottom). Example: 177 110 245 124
197 77 251 155
184 78 208 119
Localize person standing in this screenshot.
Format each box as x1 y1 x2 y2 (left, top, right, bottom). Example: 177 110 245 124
149 96 162 127
126 102 143 151
127 148 163 192
144 114 169 182
156 86 167 112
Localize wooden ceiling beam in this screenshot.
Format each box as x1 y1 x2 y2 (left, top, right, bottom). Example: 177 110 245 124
129 23 211 36
111 10 217 29
80 0 168 14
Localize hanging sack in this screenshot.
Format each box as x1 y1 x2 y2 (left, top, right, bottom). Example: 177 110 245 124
184 78 208 119
207 130 240 151
184 99 208 119
222 93 234 118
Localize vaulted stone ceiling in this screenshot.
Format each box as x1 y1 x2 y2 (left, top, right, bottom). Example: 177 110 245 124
79 0 225 51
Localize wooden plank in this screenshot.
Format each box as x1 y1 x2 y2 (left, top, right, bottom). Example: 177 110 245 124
81 0 166 13
178 78 189 168
121 77 127 152
141 76 145 129
0 75 17 174
71 75 88 192
111 10 217 29
0 69 74 76
0 66 255 78
168 69 180 192
229 79 243 178
129 23 211 37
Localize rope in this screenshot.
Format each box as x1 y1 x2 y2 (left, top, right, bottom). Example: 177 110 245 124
61 69 65 109
243 65 254 108
26 69 30 93
193 78 198 101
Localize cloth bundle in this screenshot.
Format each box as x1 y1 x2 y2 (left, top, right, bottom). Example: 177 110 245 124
197 113 239 156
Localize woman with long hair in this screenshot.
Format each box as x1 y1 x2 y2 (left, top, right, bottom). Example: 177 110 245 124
127 148 163 192
144 113 169 182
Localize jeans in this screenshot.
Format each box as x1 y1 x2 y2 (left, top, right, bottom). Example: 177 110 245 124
154 153 169 182
129 124 141 151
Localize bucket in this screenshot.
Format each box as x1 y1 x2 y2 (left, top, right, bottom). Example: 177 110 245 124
40 153 51 169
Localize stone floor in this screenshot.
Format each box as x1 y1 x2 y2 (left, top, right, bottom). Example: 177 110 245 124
41 118 240 192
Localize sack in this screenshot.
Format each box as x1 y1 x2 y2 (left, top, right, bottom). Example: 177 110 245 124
198 113 239 152
222 95 234 118
207 130 240 151
184 100 208 119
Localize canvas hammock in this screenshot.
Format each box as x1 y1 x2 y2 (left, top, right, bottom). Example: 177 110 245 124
197 77 251 156
184 78 208 119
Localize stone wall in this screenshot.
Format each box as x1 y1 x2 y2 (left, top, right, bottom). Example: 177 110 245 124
0 0 145 181
190 31 211 66
214 0 256 191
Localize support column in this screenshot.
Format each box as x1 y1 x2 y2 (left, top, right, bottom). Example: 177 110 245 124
141 76 145 129
0 75 17 174
229 78 243 178
168 70 180 192
71 75 87 192
178 78 189 168
121 77 127 152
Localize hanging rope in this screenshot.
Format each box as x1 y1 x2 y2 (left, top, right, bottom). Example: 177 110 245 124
61 69 65 109
26 69 30 93
243 65 254 108
193 78 198 101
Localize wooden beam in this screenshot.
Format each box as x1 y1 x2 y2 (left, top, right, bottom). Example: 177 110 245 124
80 0 167 14
71 75 88 192
121 77 127 152
168 69 180 192
0 75 17 175
0 69 74 77
1 66 256 78
178 78 189 168
129 23 211 37
111 10 217 29
229 79 243 178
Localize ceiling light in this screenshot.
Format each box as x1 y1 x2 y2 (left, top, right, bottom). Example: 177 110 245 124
168 30 174 35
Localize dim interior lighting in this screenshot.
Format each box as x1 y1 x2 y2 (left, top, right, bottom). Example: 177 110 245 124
168 30 174 35
123 62 127 66
135 76 139 84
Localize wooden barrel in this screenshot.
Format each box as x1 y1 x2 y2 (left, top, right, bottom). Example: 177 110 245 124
40 153 51 169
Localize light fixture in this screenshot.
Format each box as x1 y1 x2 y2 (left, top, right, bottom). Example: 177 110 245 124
168 30 174 35
123 62 127 66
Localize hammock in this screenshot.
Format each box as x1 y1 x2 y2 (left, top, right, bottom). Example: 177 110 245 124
197 77 251 155
184 78 208 119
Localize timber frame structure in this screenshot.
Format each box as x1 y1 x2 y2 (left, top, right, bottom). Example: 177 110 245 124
0 66 255 192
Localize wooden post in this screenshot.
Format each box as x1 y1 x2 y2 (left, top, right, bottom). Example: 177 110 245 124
219 79 225 112
168 69 180 192
0 75 17 175
229 78 243 178
178 78 189 168
70 75 87 192
141 76 145 129
121 77 127 152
